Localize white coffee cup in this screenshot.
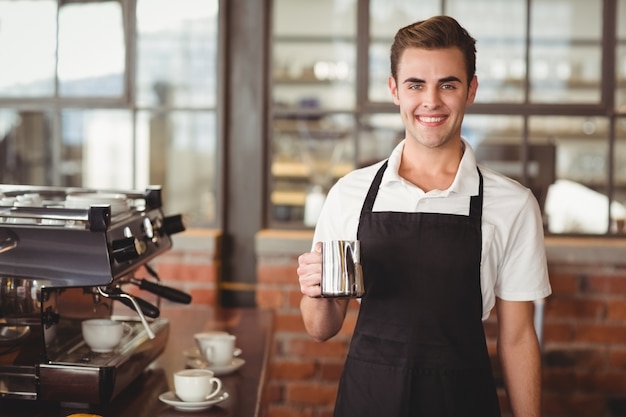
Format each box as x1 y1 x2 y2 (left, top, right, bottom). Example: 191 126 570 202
194 332 236 366
174 369 222 402
81 319 131 353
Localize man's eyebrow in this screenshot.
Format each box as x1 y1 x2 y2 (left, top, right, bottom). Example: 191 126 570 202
402 76 463 84
439 76 463 83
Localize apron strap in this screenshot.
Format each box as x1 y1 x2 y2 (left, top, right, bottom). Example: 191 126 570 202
361 160 388 214
469 167 484 220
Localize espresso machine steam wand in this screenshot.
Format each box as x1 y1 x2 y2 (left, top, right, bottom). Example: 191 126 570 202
96 286 156 339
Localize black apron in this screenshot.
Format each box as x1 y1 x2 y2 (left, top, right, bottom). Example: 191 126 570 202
333 161 500 417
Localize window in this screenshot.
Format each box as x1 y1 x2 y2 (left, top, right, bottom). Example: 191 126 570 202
270 0 625 235
0 0 220 227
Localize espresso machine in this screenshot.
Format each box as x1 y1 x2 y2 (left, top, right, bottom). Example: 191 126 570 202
0 186 189 405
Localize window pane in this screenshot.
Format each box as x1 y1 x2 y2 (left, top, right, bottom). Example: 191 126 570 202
271 114 355 225
0 1 57 97
136 0 219 108
273 0 357 111
368 43 393 103
369 0 440 102
464 115 524 149
62 110 134 189
469 115 553 228
0 109 133 188
614 118 626 233
58 1 125 97
274 0 356 36
370 0 440 38
357 114 403 167
136 111 217 225
0 109 54 184
530 0 602 104
466 116 526 196
534 116 610 234
447 0 527 103
0 110 17 142
369 0 529 103
530 44 601 103
273 40 355 111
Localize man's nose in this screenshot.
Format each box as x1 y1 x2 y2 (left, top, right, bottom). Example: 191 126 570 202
421 89 442 108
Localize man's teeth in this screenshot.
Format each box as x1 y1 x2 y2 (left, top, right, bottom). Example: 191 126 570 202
419 116 445 123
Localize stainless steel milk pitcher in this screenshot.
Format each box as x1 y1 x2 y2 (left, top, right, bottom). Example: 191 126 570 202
321 240 365 298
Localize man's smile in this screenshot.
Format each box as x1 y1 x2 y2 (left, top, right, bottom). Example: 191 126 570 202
417 115 447 123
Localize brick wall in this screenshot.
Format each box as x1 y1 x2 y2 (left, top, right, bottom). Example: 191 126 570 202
256 231 626 417
540 264 626 417
255 242 357 417
144 229 626 417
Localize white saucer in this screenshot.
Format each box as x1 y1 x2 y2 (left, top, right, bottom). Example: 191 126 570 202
183 346 242 359
158 390 229 411
186 357 246 376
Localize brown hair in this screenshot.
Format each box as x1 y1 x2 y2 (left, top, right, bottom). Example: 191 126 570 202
390 15 476 85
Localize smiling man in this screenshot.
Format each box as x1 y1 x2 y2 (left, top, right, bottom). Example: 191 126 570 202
297 15 551 417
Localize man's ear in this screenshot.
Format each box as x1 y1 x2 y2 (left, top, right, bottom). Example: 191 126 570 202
388 75 400 105
466 75 478 105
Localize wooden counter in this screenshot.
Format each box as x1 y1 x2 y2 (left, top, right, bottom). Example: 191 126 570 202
0 306 273 417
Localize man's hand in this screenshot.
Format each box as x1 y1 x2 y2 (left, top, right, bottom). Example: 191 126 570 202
297 242 323 298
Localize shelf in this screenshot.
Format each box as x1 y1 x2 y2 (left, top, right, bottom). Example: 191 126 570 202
272 190 307 206
271 161 354 179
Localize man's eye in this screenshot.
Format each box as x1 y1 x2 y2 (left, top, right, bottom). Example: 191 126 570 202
409 84 422 90
441 84 456 90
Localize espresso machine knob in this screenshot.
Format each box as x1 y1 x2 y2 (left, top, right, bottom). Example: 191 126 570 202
143 217 155 239
162 214 186 235
111 237 146 262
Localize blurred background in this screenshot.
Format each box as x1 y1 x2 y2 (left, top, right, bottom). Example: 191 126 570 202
1 0 626 235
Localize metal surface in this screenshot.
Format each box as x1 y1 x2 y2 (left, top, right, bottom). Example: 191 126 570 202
0 307 273 417
0 184 187 404
0 186 175 286
37 318 169 404
321 240 364 298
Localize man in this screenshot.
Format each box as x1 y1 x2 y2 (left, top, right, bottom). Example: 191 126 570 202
297 15 551 417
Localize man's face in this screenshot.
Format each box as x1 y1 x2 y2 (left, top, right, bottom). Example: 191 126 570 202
388 47 478 150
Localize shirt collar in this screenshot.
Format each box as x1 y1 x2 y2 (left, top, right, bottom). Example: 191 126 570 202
382 138 480 196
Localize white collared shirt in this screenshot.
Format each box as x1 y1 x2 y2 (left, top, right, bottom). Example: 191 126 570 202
313 139 552 319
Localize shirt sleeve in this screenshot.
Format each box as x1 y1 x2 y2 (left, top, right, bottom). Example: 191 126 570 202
493 189 552 301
